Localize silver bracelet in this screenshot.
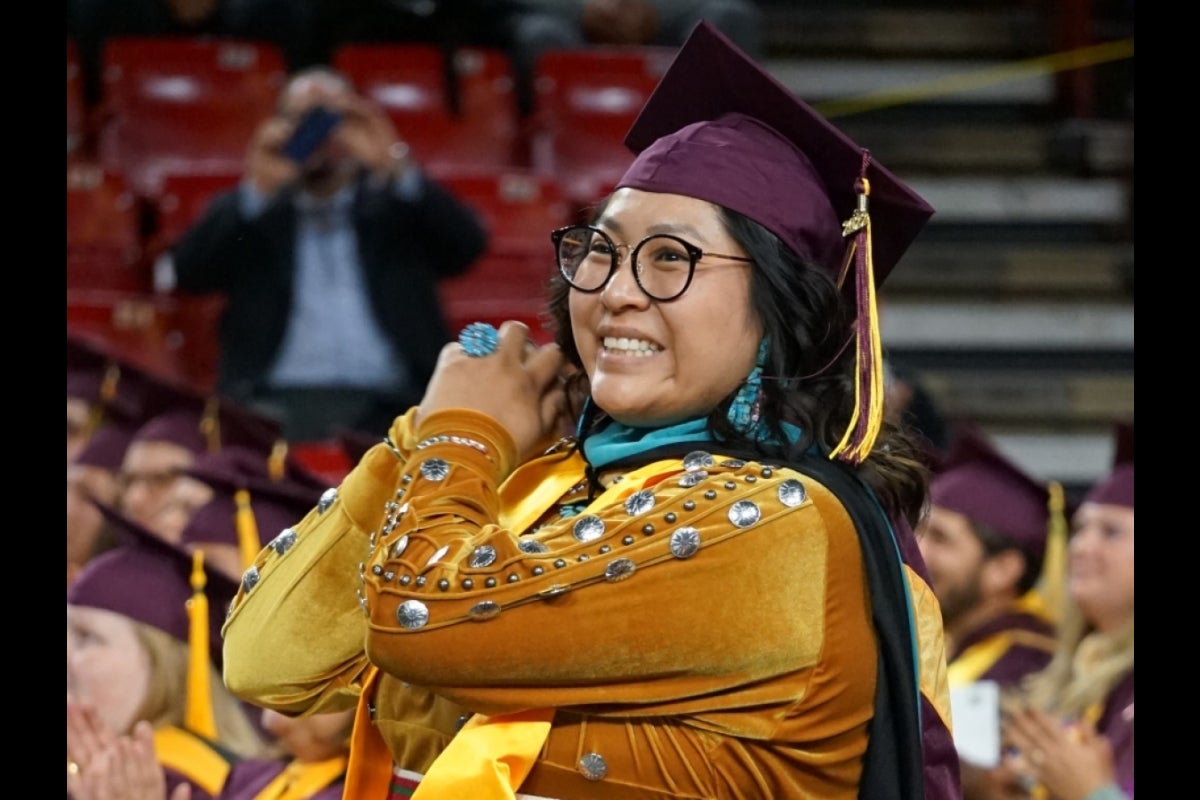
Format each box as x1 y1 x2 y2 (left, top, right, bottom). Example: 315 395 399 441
415 434 489 456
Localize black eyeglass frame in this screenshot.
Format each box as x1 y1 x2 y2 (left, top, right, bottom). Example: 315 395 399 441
550 224 755 302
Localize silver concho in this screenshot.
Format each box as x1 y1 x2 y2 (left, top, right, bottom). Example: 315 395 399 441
241 566 260 593
728 500 761 527
777 478 807 507
425 544 450 567
682 450 715 471
604 558 636 582
467 600 501 620
390 535 409 559
577 753 608 781
540 583 570 597
678 470 708 488
624 489 655 516
396 600 429 630
669 526 701 558
519 539 549 554
468 544 497 568
270 528 297 555
720 458 746 468
418 458 450 481
317 487 338 513
572 515 605 542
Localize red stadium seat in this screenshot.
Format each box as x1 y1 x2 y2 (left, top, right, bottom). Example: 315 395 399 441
66 162 150 292
147 171 242 258
66 289 189 383
333 44 522 175
436 170 571 343
529 46 674 209
96 37 286 198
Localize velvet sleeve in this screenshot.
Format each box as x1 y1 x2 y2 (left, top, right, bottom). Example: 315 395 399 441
221 409 424 715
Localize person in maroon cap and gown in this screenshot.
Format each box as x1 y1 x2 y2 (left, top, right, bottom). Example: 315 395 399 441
67 506 275 800
918 426 1060 689
998 425 1134 800
222 21 960 800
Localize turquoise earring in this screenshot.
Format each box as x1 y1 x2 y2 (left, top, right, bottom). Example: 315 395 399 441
728 339 768 432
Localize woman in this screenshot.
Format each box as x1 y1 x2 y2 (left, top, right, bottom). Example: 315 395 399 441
1000 432 1134 800
222 22 959 800
67 505 275 800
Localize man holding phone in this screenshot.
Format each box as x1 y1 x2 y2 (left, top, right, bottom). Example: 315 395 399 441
167 67 489 441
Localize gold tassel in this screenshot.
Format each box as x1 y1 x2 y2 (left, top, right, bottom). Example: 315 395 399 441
1035 481 1069 624
200 397 222 453
829 169 885 465
85 363 121 438
185 550 217 741
234 489 261 572
269 439 288 482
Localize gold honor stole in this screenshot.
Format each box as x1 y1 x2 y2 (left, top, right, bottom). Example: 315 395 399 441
251 755 348 800
153 725 233 795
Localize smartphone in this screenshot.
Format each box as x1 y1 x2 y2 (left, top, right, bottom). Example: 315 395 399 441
282 106 342 163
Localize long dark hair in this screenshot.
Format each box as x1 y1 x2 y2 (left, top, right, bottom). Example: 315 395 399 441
545 201 929 525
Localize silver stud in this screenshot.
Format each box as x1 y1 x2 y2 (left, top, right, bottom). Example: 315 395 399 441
599 544 611 554
519 540 549 554
468 544 497 568
577 753 608 781
664 512 676 523
682 451 715 470
270 528 297 555
399 574 412 586
724 481 737 490
669 527 701 558
604 558 636 582
778 478 807 507
396 600 429 629
383 571 395 582
572 515 605 542
678 470 708 487
761 467 774 478
553 559 567 568
682 500 695 511
577 553 590 561
416 576 427 587
426 544 450 567
456 714 472 731
462 578 474 590
391 535 409 559
485 577 497 588
745 475 757 483
704 489 717 500
728 500 761 527
642 523 654 535
531 565 544 576
318 488 338 512
372 564 384 576
438 578 450 591
468 600 501 620
624 489 655 516
241 566 260 593
622 535 635 545
419 458 450 481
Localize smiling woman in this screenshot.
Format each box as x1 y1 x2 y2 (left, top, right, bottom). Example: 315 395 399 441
221 21 961 800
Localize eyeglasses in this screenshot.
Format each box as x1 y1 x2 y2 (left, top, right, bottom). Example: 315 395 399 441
551 224 754 302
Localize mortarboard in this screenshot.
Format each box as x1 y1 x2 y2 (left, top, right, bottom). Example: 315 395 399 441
617 21 934 464
68 333 147 435
68 501 239 741
129 379 287 460
929 426 1052 561
72 421 137 472
1085 420 1134 509
182 446 326 572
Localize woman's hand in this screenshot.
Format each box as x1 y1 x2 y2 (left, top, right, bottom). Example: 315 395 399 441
418 321 567 462
1003 706 1117 800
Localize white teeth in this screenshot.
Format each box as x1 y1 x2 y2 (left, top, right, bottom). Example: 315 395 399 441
603 336 660 356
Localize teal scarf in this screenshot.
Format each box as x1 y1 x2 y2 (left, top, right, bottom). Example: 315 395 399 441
583 416 805 470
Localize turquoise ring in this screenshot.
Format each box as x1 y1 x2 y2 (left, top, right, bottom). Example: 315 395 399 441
459 322 500 357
